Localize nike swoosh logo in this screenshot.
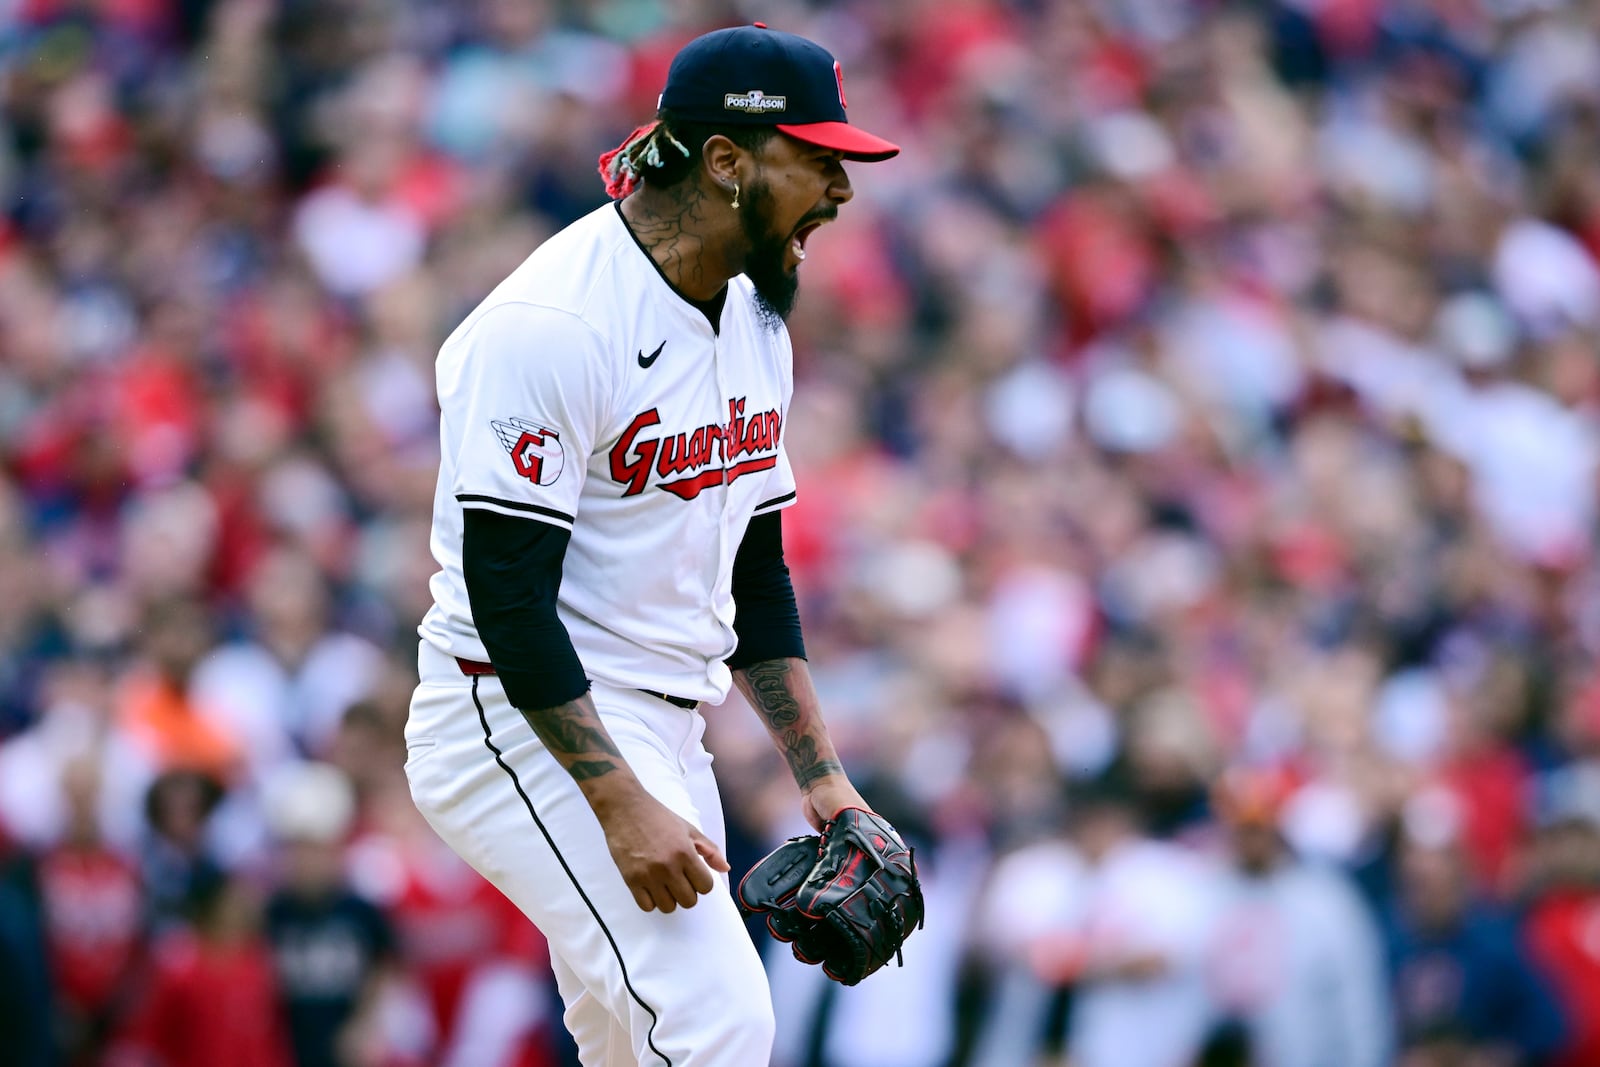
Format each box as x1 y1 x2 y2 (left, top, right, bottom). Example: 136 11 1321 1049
637 341 665 368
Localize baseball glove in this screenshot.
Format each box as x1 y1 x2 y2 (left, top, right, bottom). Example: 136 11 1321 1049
736 807 924 986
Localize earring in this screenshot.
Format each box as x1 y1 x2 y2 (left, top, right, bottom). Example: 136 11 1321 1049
730 181 740 210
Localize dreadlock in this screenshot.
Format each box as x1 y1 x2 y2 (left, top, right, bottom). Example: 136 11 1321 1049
598 110 775 199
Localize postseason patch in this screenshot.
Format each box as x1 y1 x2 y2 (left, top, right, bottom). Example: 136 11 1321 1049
724 89 786 113
492 418 565 486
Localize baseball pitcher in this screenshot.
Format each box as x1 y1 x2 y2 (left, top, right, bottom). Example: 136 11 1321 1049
405 23 921 1067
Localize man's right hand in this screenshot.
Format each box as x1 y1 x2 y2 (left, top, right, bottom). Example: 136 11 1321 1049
593 783 729 912
510 692 729 911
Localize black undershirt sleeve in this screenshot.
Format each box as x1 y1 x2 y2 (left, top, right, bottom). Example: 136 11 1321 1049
462 509 590 711
726 510 807 670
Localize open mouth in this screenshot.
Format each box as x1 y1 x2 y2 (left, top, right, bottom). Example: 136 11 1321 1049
790 220 827 264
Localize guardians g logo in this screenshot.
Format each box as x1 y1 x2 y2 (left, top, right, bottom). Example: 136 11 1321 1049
491 418 565 486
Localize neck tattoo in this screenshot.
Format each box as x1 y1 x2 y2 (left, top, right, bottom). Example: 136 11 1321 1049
625 185 720 297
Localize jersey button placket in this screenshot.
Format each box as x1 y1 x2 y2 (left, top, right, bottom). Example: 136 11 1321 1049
711 329 738 669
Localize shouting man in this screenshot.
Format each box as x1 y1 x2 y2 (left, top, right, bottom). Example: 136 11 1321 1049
406 23 902 1067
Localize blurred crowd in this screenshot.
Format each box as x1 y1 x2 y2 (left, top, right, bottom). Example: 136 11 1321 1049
3 0 1600 1065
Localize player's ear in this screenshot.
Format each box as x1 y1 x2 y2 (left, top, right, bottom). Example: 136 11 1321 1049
701 134 744 193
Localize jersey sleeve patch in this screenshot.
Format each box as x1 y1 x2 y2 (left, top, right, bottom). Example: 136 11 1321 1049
491 418 567 487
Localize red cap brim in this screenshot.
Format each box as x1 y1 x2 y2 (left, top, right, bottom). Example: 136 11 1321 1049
776 121 900 162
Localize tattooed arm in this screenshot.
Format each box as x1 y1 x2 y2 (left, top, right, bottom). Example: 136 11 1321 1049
513 692 730 914
462 510 726 913
733 658 870 830
513 694 628 785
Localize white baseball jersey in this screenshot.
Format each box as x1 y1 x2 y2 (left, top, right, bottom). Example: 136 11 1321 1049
419 202 798 705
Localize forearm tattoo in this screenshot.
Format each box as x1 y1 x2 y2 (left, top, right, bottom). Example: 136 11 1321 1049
520 702 623 782
566 759 619 783
742 660 844 788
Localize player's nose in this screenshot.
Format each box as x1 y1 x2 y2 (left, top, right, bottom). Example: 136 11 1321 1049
826 163 853 206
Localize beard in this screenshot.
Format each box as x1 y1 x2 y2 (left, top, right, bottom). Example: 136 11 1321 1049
738 179 802 332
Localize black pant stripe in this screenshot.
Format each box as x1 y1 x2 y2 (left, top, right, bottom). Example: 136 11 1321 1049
471 677 673 1066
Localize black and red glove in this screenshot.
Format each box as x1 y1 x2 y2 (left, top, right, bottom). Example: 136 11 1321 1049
736 807 924 986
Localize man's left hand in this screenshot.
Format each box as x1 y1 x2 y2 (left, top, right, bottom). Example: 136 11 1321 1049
800 775 869 832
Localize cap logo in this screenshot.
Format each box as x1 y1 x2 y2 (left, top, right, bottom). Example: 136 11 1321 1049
724 89 787 113
834 61 847 109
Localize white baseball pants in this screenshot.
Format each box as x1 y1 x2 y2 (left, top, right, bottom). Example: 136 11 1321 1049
405 641 775 1067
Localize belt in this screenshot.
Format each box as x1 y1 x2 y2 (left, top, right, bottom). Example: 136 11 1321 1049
639 689 701 710
455 658 700 710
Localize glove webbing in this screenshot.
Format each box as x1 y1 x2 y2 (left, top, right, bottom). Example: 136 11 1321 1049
807 822 924 972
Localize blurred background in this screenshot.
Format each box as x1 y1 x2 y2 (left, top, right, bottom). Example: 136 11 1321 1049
2 0 1600 1065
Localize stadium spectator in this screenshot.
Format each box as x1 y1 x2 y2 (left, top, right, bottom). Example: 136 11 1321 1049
1203 766 1392 1067
1521 765 1600 1067
1026 779 1222 1067
261 761 400 1067
110 869 293 1067
1383 803 1568 1066
0 823 53 1067
36 758 145 1065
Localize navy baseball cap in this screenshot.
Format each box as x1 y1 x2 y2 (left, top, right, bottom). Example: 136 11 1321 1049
660 24 900 162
